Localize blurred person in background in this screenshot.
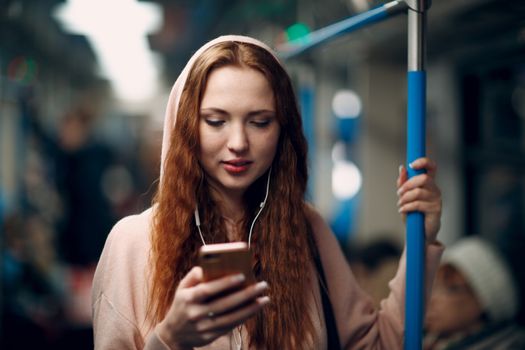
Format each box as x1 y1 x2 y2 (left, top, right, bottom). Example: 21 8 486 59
20 89 120 348
21 89 117 267
1 212 65 349
92 35 443 349
52 107 117 267
345 237 402 308
424 236 525 349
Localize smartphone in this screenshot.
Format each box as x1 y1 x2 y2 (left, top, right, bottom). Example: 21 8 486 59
199 242 255 285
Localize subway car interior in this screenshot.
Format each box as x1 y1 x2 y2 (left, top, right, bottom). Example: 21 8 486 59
1 0 525 348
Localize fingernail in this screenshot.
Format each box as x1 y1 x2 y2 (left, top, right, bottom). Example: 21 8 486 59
255 281 268 291
409 158 421 168
258 296 271 304
232 274 245 282
398 165 403 175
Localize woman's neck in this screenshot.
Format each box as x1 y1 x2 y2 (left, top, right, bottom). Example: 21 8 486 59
207 183 245 228
220 201 244 224
219 200 244 241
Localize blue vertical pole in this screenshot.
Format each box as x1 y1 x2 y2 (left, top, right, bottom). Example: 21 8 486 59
404 2 429 349
405 71 426 349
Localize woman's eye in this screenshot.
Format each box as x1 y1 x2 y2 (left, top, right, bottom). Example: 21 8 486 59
205 119 225 127
251 120 271 128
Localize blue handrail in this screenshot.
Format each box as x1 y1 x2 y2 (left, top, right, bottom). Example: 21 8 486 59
277 1 406 59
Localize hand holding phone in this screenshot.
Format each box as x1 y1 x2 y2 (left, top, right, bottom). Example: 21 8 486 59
157 262 269 350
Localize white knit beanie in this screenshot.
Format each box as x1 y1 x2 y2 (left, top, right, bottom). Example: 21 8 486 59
442 236 518 323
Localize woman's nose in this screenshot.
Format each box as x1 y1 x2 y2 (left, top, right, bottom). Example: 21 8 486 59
227 124 248 153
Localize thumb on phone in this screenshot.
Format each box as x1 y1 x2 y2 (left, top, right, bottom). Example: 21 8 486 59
179 266 204 289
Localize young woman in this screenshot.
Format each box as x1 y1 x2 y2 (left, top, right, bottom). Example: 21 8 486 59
92 35 444 350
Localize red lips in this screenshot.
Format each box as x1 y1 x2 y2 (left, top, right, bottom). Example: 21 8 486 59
222 159 252 174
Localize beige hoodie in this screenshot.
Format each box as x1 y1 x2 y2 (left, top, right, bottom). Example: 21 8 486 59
91 35 444 350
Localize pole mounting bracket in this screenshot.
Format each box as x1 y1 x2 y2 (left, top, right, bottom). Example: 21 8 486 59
404 0 431 12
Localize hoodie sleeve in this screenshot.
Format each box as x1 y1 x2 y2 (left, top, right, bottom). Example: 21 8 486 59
92 209 170 350
306 205 444 349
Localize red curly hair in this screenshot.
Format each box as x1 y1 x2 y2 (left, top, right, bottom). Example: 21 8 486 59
148 41 318 348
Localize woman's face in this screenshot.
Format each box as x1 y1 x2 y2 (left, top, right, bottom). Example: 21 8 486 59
425 265 484 336
198 65 280 199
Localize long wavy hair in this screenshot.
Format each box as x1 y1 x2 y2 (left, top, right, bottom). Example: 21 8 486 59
148 41 317 348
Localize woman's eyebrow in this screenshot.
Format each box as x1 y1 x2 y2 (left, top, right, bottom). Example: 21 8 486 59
199 107 228 115
200 108 276 116
246 109 276 117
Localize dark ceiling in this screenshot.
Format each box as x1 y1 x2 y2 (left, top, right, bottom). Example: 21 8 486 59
1 0 524 90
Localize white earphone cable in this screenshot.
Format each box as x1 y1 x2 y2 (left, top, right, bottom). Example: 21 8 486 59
195 208 207 245
194 167 271 247
247 167 271 248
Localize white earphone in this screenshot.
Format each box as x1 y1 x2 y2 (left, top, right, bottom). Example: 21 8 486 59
194 167 272 248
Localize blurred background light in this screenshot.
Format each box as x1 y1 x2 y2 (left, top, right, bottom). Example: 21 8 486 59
285 22 311 43
347 0 370 13
53 0 163 104
7 56 38 84
332 89 362 119
331 140 347 162
332 159 362 200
